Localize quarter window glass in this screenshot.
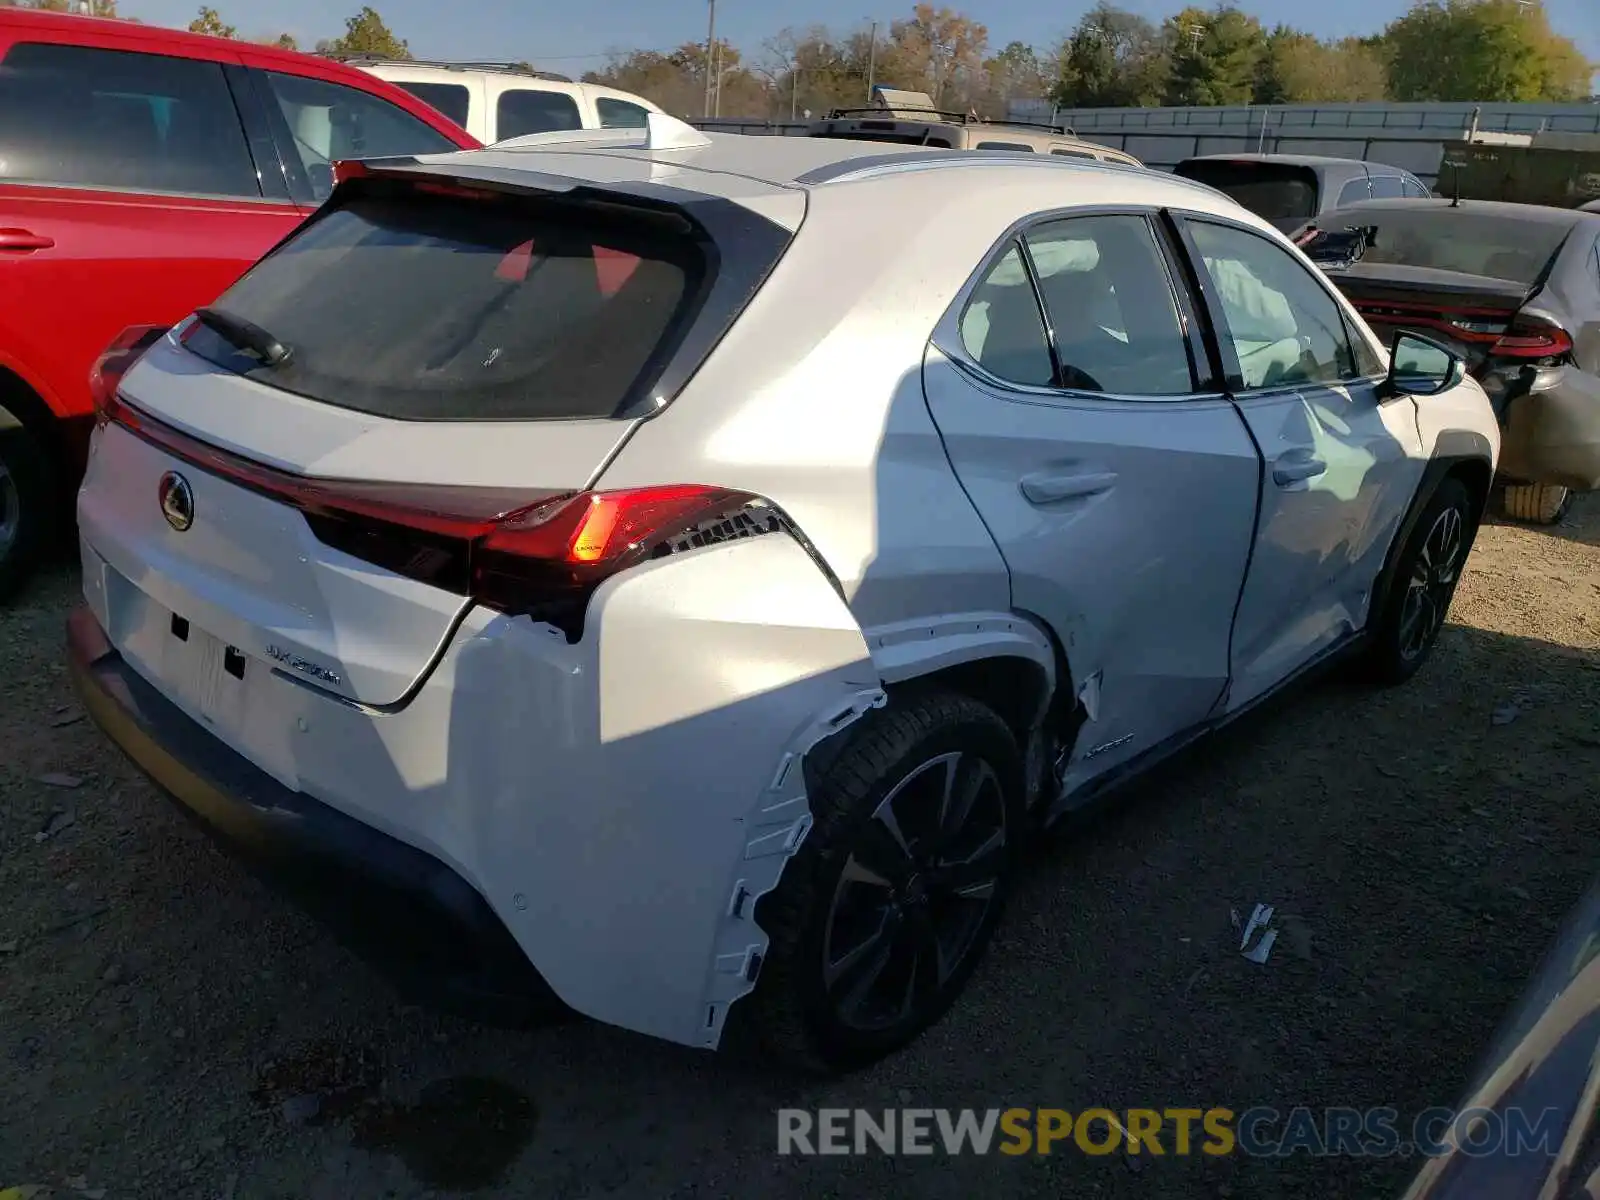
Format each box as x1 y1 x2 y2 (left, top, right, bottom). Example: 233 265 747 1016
0 42 259 197
1402 178 1429 198
263 71 459 202
1025 214 1196 395
496 89 582 138
975 141 1035 152
395 81 470 128
959 244 1053 387
1051 147 1094 158
596 98 649 128
1369 174 1405 199
1337 178 1371 206
1190 220 1357 390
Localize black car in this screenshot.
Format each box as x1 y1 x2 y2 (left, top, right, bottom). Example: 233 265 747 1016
1299 198 1600 525
1172 153 1431 234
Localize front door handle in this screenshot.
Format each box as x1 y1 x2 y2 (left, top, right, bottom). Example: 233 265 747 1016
1272 457 1327 486
0 228 54 252
1019 470 1118 505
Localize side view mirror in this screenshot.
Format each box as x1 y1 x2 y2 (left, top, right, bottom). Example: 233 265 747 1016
1386 330 1465 397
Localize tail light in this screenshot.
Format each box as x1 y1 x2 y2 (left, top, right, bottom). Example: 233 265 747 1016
1490 312 1573 360
89 325 169 422
100 391 795 640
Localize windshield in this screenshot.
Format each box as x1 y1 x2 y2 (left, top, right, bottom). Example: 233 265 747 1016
1300 208 1575 285
1172 161 1319 221
182 189 708 421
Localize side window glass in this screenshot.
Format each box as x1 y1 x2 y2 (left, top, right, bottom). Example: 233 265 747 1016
1051 147 1094 158
1369 174 1405 199
396 80 471 129
1025 213 1197 395
262 71 459 202
958 243 1053 387
1188 219 1358 390
497 89 582 138
596 98 649 128
0 42 260 198
974 141 1036 152
1337 178 1371 206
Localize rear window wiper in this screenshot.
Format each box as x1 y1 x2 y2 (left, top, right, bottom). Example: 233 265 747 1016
193 306 293 368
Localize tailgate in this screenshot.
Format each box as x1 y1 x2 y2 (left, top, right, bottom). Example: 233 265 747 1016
80 345 633 710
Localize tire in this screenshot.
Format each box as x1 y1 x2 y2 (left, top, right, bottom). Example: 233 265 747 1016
1361 476 1474 686
1501 482 1572 525
739 688 1024 1075
0 426 56 603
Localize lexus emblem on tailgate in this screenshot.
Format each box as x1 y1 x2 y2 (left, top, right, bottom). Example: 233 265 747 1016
158 471 194 532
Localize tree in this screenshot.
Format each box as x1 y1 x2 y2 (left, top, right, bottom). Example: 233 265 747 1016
1052 4 1168 109
1254 28 1387 103
316 6 410 60
1163 5 1268 107
585 41 769 118
263 33 298 50
1383 0 1590 102
881 4 989 108
760 26 874 118
188 6 236 38
978 41 1048 118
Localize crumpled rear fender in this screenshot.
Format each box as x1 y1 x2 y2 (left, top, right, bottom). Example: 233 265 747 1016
456 532 884 1049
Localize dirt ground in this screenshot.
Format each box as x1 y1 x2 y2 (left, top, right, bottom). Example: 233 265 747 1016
2 495 1598 1200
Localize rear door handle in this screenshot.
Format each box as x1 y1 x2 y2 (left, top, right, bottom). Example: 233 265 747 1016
1019 470 1118 505
0 228 54 252
1272 457 1327 486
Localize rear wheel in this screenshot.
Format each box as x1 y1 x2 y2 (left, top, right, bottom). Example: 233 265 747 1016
1501 482 1572 525
742 688 1023 1074
0 426 55 603
1361 477 1473 686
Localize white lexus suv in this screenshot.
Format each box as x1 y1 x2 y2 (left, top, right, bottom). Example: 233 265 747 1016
70 115 1499 1073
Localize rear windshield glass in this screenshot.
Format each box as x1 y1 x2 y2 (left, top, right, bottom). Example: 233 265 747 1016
1300 207 1574 285
182 190 707 421
1173 161 1318 222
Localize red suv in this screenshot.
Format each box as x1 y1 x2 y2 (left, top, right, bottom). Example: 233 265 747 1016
0 9 480 597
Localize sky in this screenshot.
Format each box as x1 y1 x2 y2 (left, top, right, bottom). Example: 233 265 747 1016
124 0 1598 77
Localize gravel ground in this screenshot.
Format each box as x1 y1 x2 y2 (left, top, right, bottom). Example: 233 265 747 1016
2 495 1598 1200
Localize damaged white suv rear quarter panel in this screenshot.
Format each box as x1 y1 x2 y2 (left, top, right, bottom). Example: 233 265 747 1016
456 533 882 1048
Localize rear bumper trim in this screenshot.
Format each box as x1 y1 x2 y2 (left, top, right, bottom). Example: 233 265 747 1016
66 604 563 1025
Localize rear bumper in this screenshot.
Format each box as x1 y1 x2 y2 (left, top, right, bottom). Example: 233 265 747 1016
65 604 563 1025
1488 364 1600 491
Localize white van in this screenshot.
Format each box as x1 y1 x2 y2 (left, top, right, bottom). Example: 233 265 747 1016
347 59 664 143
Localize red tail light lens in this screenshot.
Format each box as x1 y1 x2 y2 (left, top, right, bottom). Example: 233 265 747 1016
467 485 787 625
1490 313 1573 360
89 325 169 421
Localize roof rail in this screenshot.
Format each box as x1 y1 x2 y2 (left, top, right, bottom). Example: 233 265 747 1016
333 55 573 82
820 107 1076 136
